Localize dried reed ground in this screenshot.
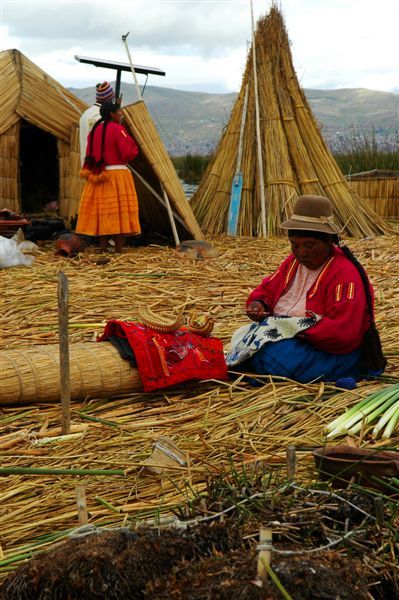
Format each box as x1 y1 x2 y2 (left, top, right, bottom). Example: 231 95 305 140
0 235 398 578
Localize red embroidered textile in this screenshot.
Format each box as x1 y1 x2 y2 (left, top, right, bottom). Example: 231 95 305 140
247 246 373 354
99 320 228 392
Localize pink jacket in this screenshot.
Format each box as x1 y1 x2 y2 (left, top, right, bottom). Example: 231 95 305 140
247 246 372 354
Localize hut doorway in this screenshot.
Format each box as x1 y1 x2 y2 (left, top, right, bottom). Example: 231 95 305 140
19 121 59 213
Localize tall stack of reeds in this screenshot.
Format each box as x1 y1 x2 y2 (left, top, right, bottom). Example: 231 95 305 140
191 7 391 237
346 171 399 218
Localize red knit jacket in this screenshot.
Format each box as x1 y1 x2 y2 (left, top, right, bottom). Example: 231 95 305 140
246 246 373 354
85 121 138 165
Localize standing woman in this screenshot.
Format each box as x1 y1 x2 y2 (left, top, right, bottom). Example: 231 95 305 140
77 101 140 253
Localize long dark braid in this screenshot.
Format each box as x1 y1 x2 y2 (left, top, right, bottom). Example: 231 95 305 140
83 118 104 171
337 241 387 373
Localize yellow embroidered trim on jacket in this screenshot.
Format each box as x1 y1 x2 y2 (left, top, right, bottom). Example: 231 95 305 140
268 267 280 282
346 282 355 300
285 259 299 285
335 283 343 302
308 256 335 299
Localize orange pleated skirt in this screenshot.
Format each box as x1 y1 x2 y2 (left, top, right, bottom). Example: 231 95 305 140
76 169 141 237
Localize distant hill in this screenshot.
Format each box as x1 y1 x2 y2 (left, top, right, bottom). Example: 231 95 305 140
70 84 399 155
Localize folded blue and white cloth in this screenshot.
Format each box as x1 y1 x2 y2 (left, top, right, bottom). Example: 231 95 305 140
226 313 321 367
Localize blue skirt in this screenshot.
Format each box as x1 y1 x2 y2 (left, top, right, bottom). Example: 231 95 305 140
247 339 379 384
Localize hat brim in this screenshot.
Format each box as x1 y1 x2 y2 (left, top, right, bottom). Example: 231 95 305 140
280 218 338 235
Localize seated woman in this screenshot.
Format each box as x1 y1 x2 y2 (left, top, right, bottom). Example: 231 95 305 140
245 195 387 384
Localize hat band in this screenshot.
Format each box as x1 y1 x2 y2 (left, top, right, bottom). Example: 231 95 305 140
291 213 334 224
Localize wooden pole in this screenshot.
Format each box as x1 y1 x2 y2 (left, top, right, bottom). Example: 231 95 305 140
163 187 180 246
286 446 297 481
122 32 142 102
58 272 70 435
257 526 272 581
75 485 88 526
250 0 267 237
235 83 250 175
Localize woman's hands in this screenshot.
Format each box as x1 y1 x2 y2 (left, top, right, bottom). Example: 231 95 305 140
246 301 270 322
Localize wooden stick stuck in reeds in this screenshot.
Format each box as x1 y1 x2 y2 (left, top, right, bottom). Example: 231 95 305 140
58 272 71 435
257 527 273 582
75 485 88 526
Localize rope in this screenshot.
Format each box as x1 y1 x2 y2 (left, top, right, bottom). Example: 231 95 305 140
298 178 319 185
265 180 296 187
324 180 344 188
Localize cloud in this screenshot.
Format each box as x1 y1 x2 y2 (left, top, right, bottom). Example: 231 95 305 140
1 0 398 93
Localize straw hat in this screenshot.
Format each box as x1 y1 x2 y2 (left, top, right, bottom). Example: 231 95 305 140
281 195 340 235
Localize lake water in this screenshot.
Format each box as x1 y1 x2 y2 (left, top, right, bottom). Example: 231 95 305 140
180 180 199 200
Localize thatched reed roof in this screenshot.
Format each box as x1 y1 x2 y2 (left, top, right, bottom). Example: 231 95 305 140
191 7 391 238
0 49 86 139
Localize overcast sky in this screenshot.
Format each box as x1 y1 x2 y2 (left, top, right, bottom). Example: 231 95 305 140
1 0 398 94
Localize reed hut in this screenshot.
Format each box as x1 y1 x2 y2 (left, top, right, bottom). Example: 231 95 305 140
191 7 390 238
0 49 86 215
346 170 399 219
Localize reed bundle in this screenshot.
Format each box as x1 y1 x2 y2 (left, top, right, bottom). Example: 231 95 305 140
346 171 399 218
191 7 391 238
0 343 142 405
0 235 398 576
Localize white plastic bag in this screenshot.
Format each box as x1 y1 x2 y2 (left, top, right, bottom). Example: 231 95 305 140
0 236 35 268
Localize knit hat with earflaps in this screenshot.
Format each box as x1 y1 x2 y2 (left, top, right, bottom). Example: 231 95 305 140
281 195 340 235
95 82 115 104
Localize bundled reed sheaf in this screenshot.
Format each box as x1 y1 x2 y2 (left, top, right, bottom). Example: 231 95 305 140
191 7 391 238
346 170 399 218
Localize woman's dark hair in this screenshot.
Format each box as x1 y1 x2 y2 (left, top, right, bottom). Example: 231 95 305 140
99 101 120 120
288 229 387 373
84 101 120 173
288 229 333 243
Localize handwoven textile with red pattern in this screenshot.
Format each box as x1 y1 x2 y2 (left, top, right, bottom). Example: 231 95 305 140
99 320 228 392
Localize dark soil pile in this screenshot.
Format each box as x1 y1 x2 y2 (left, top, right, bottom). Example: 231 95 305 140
0 524 241 600
147 550 368 600
0 525 371 600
